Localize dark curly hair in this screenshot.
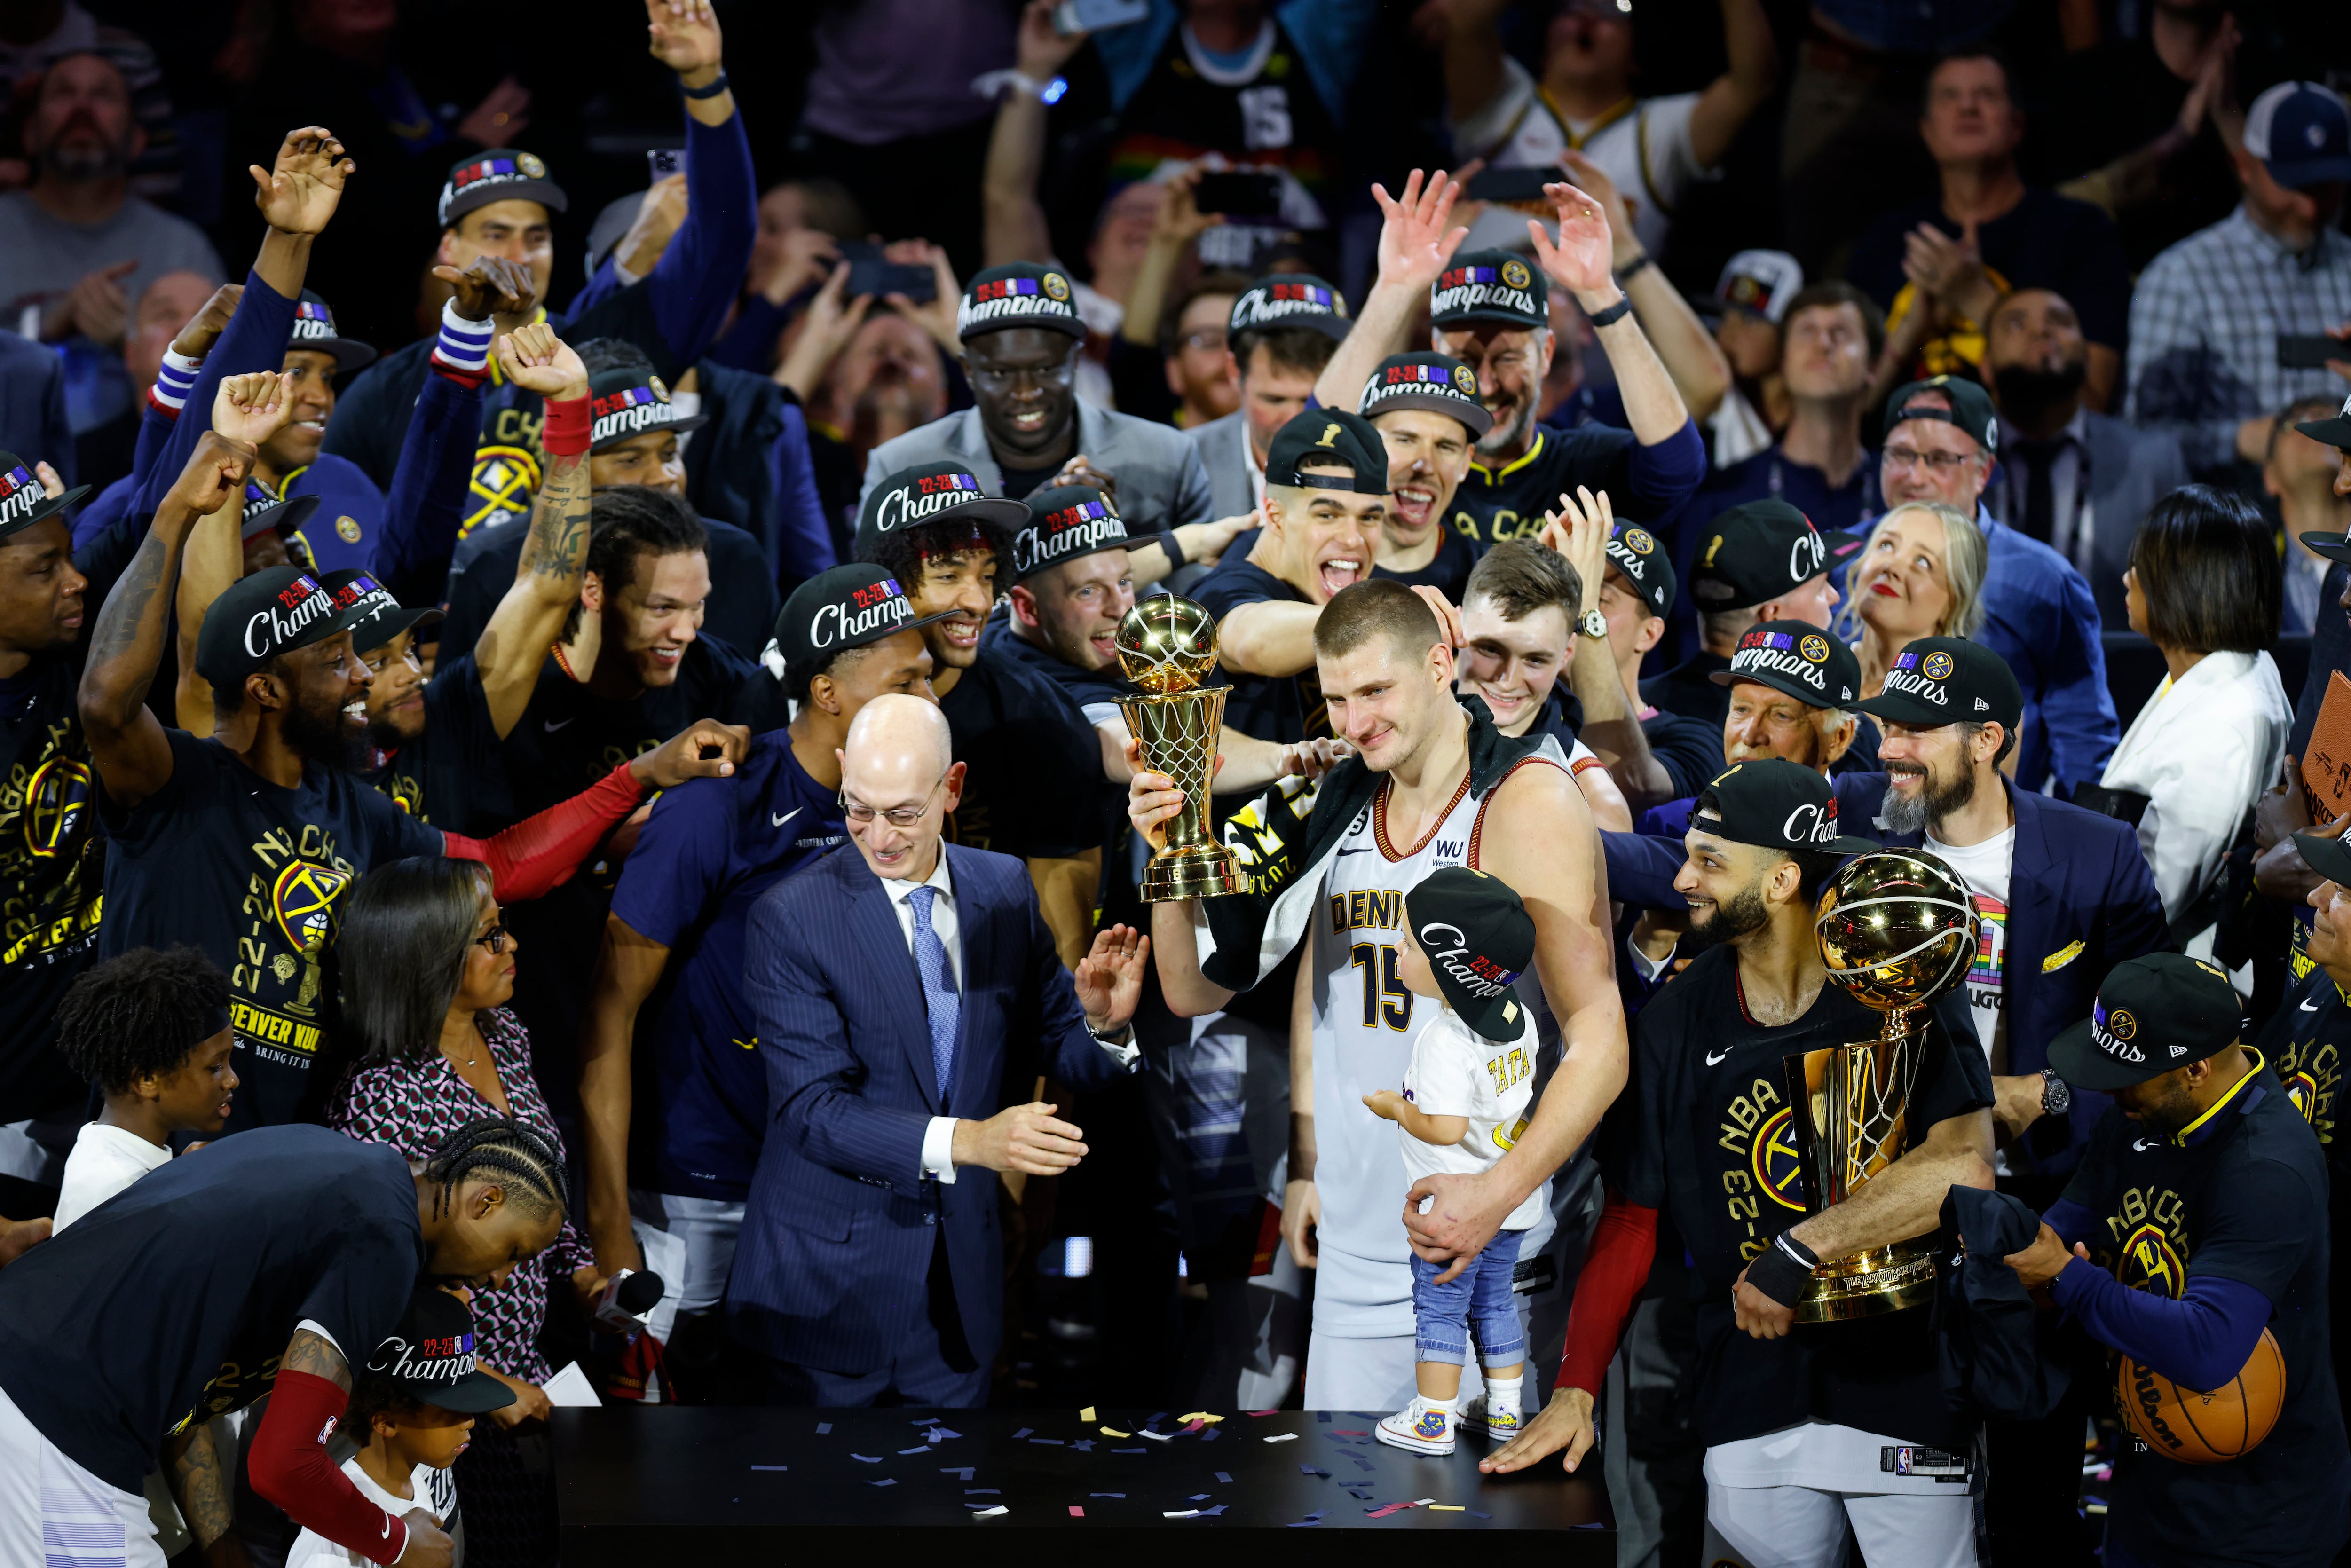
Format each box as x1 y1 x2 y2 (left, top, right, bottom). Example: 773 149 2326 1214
858 515 1015 606
55 946 231 1095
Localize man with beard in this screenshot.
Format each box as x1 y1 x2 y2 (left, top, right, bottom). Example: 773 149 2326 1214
0 51 221 441
79 409 747 1135
862 261 1216 535
1486 759 1994 1568
1868 376 2117 797
1186 274 1350 522
1983 288 2188 628
1311 171 1704 551
1641 498 1859 731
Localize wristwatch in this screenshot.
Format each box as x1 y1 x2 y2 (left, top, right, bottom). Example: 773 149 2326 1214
1577 608 1608 640
2040 1068 2072 1119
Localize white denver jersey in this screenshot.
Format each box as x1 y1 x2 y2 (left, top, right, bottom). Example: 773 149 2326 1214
1307 757 1560 1337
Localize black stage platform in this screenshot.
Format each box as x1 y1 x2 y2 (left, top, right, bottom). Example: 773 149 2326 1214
552 1406 1614 1562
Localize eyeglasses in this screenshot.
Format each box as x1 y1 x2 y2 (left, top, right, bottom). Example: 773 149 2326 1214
965 356 1078 394
1177 330 1228 355
1881 445 1982 473
474 923 511 955
840 775 947 828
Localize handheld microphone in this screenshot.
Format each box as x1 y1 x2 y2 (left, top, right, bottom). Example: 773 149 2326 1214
592 1268 666 1334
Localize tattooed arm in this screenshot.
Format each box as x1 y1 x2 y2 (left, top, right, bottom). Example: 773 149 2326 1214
166 1417 252 1567
78 431 255 811
251 1327 458 1568
474 323 592 741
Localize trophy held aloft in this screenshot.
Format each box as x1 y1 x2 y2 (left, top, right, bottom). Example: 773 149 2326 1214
1115 596 1244 901
1785 850 1979 1321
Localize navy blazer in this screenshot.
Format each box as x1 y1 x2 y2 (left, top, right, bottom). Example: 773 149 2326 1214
1603 773 2170 1172
725 842 1126 1375
0 330 72 488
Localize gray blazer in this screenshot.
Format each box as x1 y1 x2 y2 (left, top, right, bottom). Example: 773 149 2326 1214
1990 410 2188 629
860 401 1217 534
1185 411 1256 523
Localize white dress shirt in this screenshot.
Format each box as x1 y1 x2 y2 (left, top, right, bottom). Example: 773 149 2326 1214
51 1122 171 1232
891 851 1137 1184
2098 650 2290 941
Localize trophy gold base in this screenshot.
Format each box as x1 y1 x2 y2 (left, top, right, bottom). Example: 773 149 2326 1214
1140 844 1246 902
1793 1241 1938 1323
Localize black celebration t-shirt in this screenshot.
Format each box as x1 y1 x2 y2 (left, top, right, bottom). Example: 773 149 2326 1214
357 655 506 830
936 647 1101 860
1611 945 1991 1450
0 514 145 1121
97 730 443 1133
2059 1064 2350 1566
2251 966 2344 1160
1193 554 1328 748
0 1126 421 1492
1225 524 1477 612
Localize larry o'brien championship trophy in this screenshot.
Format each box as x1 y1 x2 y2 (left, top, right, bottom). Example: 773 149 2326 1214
1786 850 1979 1320
1114 596 1244 900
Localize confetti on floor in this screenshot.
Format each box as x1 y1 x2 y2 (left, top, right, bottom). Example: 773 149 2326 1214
1011 1427 1033 1440
971 1505 1008 1518
1072 1441 1095 1452
1112 1448 1145 1454
1430 1505 1464 1511
1195 1506 1229 1517
815 1423 831 1434
850 1454 881 1463
867 1479 896 1488
1069 1506 1085 1517
1089 1492 1126 1498
1201 1428 1221 1442
1333 1430 1370 1437
1080 1407 1097 1422
1317 1412 1332 1422
1139 1430 1174 1443
1163 1510 1199 1519
1100 1427 1131 1438
1248 1410 1279 1417
1032 1438 1065 1446
1214 1472 1231 1483
1467 1510 1491 1519
1300 1465 1329 1477
749 1465 788 1472
1177 1412 1225 1424
942 1467 975 1481
965 1489 1000 1496
897 1446 930 1455
1264 1433 1297 1443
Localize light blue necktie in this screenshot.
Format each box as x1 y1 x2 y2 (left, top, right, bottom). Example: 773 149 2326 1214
908 884 960 1105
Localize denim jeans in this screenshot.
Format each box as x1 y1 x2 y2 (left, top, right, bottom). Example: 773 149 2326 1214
1410 1228 1526 1365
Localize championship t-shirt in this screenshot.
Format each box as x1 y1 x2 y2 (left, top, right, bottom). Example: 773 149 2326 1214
1640 651 1732 730
2059 1064 2350 1565
1611 946 1991 1451
1641 705 1728 801
936 648 1105 861
356 655 505 830
0 514 144 1121
1192 554 1327 748
284 1455 457 1568
607 733 849 1200
1223 524 1475 604
1397 1004 1545 1230
97 730 442 1133
2251 967 2344 1155
1924 827 2016 1069
1450 424 1702 548
0 1126 422 1493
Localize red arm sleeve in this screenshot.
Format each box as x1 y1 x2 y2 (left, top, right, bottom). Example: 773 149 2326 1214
248 1368 408 1566
442 762 646 903
1556 1189 1658 1397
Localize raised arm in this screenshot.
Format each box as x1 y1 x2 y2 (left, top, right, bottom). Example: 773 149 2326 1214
982 0 1090 268
1560 150 1731 424
579 914 672 1276
81 433 254 809
1312 169 1469 415
172 373 298 734
1545 496 1674 808
634 0 755 367
1528 183 1689 447
472 324 591 739
1684 0 1779 171
1215 599 1324 678
1434 0 1513 134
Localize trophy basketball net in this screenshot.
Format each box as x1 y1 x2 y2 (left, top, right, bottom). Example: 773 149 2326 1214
1114 596 1244 901
1787 849 1979 1320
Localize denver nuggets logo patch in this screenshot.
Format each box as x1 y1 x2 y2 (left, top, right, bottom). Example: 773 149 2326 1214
1452 363 1476 394
1753 1106 1804 1211
1800 633 1830 663
1500 259 1531 289
2118 1222 2184 1300
1042 271 1071 302
1923 651 1956 680
22 754 90 859
271 861 351 953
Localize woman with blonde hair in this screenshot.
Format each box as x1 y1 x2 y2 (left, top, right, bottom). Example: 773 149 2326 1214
1836 499 1990 700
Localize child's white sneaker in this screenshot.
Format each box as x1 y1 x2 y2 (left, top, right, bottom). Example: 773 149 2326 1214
1455 1393 1524 1440
1375 1396 1457 1456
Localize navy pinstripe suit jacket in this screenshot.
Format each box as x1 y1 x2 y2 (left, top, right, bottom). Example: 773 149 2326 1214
723 841 1122 1374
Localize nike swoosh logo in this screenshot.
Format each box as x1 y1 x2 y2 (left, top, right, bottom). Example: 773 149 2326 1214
772 807 801 828
1335 845 1375 857
2133 1138 2159 1151
1705 1047 1734 1066
543 717 574 732
2301 998 2321 1012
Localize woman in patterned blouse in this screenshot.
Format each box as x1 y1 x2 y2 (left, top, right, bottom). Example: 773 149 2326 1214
331 857 603 1568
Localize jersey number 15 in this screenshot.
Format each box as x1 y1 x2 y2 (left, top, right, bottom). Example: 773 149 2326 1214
1349 942 1413 1032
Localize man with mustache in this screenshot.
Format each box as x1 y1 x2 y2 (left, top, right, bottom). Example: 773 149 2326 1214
1312 171 1704 552
1982 287 2189 628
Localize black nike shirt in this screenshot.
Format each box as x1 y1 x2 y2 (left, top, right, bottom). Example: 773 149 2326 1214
1610 945 1992 1450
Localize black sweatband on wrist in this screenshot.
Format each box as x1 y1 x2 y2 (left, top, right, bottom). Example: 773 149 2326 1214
1744 1231 1819 1308
1586 293 1634 329
680 70 731 99
1157 527 1186 570
1615 251 1655 284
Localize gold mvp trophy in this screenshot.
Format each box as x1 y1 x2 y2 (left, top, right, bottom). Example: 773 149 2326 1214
1783 850 1979 1321
1114 596 1244 901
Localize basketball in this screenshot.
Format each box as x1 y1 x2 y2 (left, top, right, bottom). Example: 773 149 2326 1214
2116 1328 2287 1464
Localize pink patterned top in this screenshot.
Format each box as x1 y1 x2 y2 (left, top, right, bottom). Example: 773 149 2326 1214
327 1007 592 1386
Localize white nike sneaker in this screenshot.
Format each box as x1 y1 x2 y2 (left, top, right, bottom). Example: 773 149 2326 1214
1375 1396 1457 1456
1455 1393 1523 1440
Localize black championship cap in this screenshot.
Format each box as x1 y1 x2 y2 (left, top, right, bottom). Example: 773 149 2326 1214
1604 520 1675 618
1851 636 2022 732
240 481 319 545
438 148 567 229
588 368 708 453
1690 499 1861 610
1015 485 1130 581
955 262 1085 343
1883 374 1999 453
1265 408 1389 495
1406 867 1536 1043
1430 249 1547 331
769 563 956 671
1229 273 1350 342
286 291 375 374
321 567 442 652
1694 758 1878 856
2295 826 2351 888
855 462 1029 562
363 1289 516 1415
2049 953 2246 1092
2296 391 2351 455
1708 618 1859 708
1358 352 1494 440
194 565 375 686
0 452 89 543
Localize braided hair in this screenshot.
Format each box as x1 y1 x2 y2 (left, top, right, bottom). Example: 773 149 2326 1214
421 1117 568 1223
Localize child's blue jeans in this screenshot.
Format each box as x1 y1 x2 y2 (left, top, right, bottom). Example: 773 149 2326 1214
1409 1227 1526 1366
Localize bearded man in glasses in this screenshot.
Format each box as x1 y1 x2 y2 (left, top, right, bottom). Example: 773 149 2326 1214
1868 376 2117 796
